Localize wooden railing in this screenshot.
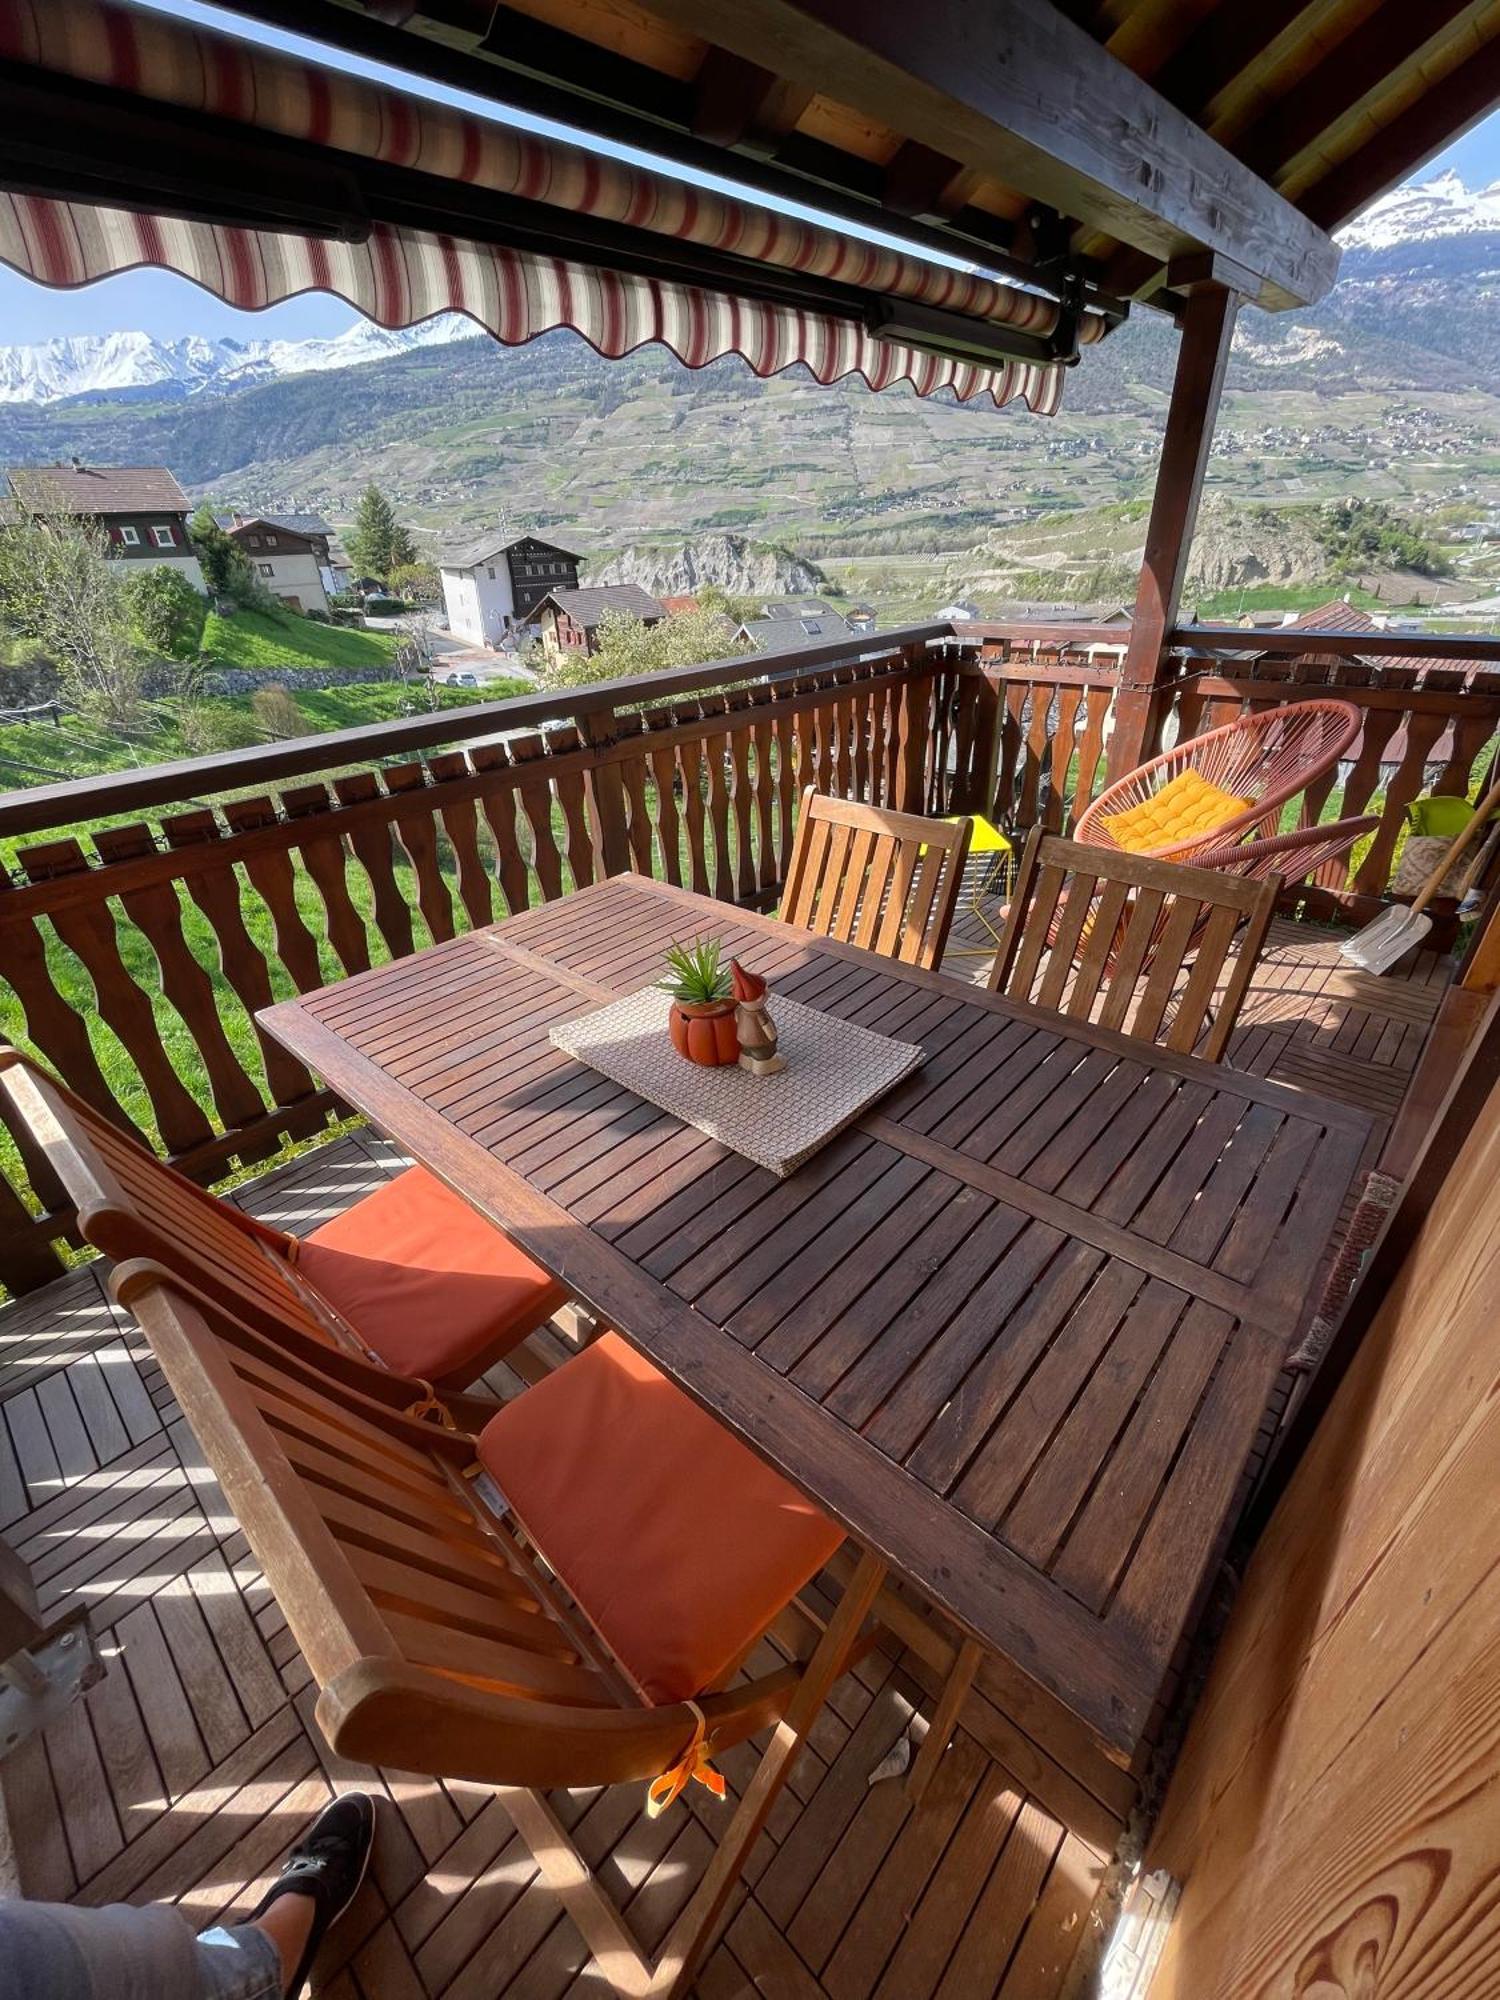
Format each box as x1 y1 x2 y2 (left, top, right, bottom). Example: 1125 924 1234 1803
0 627 957 1295
970 623 1500 914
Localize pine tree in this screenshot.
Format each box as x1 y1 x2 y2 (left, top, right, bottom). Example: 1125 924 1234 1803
346 484 417 579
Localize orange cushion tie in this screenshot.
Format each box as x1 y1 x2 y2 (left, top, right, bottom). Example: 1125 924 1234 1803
404 1380 458 1429
646 1701 727 1818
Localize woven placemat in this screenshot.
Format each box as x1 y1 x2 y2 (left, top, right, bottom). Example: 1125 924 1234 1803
549 987 925 1176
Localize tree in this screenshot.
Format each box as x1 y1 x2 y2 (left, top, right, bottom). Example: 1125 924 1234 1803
387 560 441 606
536 603 736 691
124 566 207 660
0 511 143 725
345 485 417 580
188 506 261 605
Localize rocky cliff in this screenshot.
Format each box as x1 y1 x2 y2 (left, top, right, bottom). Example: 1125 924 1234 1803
591 533 828 600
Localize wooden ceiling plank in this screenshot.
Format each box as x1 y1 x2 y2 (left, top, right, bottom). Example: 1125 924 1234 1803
1235 0 1481 181
1297 22 1500 228
1146 0 1318 115
637 0 1341 309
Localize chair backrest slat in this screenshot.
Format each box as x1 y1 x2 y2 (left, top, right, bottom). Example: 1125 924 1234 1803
0 1051 348 1358
989 831 1280 1063
781 791 970 969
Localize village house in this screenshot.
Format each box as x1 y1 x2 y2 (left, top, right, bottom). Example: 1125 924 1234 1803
216 510 346 603
2 461 205 589
221 516 332 614
438 534 581 648
528 582 665 658
733 598 854 651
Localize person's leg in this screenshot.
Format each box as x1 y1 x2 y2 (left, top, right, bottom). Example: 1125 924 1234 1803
0 1789 375 2000
0 1897 281 2000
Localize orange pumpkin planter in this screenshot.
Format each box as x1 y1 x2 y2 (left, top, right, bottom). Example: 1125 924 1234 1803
668 998 740 1066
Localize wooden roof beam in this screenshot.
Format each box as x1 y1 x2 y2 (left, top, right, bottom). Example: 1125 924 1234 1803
882 142 983 222
690 48 814 153
1299 26 1500 229
639 0 1340 309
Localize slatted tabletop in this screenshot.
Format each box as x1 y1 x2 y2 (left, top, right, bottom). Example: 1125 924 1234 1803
260 877 1373 1772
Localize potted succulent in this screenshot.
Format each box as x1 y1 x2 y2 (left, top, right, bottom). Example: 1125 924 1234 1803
661 938 740 1066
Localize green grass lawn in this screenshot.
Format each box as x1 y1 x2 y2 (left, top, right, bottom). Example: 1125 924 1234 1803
1190 582 1390 619
199 606 400 672
0 678 529 868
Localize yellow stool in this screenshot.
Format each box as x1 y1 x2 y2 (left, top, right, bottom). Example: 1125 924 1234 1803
943 815 1014 956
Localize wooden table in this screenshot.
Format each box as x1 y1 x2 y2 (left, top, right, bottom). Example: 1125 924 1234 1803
260 876 1371 1785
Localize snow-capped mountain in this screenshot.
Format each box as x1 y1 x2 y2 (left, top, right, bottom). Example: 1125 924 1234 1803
1339 169 1500 252
0 313 482 406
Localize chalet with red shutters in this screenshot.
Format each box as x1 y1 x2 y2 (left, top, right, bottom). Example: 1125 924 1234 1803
2 461 205 589
528 582 665 658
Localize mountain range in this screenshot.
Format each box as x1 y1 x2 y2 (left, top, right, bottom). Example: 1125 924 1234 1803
0 315 480 407
0 170 1497 596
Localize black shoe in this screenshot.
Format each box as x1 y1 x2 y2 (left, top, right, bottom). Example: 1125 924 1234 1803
249 1790 376 1997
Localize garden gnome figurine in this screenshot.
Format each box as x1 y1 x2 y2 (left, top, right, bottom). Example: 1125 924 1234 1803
731 959 785 1075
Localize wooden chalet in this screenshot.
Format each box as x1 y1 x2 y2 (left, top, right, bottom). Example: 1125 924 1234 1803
0 4 1499 1996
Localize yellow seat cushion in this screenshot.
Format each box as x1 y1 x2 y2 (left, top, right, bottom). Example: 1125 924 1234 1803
1099 769 1250 853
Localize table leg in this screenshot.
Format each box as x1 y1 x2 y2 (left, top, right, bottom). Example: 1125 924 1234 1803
905 1636 983 1805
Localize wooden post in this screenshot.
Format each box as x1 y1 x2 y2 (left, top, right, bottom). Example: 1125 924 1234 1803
1109 283 1240 784
950 655 1002 819
895 651 933 814
577 705 633 879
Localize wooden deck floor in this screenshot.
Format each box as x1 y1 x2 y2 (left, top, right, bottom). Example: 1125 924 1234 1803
0 925 1449 1998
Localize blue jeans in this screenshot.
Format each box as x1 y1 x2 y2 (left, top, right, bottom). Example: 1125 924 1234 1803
0 1898 283 1999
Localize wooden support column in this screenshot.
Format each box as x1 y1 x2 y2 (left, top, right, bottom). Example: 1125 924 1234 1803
1109 283 1240 784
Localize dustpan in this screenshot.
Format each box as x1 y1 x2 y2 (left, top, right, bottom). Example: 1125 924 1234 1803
1341 773 1500 974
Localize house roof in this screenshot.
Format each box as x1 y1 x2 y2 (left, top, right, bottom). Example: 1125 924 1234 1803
214 510 331 539
1276 601 1479 678
5 463 190 516
760 598 834 619
530 584 665 629
736 611 854 651
440 533 580 570
660 594 700 616
221 517 320 548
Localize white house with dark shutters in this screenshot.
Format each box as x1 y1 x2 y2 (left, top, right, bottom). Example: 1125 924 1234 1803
438 533 581 649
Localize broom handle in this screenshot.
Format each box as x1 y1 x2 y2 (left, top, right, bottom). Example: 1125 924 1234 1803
1409 775 1500 917
1455 818 1500 900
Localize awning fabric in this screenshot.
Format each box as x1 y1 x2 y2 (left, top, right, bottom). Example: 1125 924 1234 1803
0 0 1093 413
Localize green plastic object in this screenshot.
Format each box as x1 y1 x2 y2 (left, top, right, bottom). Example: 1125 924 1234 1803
1408 796 1479 838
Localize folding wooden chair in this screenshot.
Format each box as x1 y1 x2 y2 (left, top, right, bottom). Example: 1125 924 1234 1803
987 830 1282 1061
111 1257 876 1999
780 788 971 968
0 1049 570 1390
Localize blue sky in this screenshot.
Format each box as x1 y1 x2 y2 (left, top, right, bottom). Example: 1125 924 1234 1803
1 0 1497 347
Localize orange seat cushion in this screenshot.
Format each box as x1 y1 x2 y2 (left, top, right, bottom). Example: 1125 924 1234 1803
478 1334 845 1703
1099 769 1250 853
297 1167 569 1384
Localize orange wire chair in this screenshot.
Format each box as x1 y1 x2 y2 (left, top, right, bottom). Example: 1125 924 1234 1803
1074 699 1363 866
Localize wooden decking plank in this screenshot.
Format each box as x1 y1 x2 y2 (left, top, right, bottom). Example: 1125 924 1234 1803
873 1775 1025 1999
42 1691 124 1884
818 1725 987 2000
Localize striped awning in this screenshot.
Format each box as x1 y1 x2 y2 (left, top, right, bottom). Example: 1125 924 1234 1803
0 0 1100 413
